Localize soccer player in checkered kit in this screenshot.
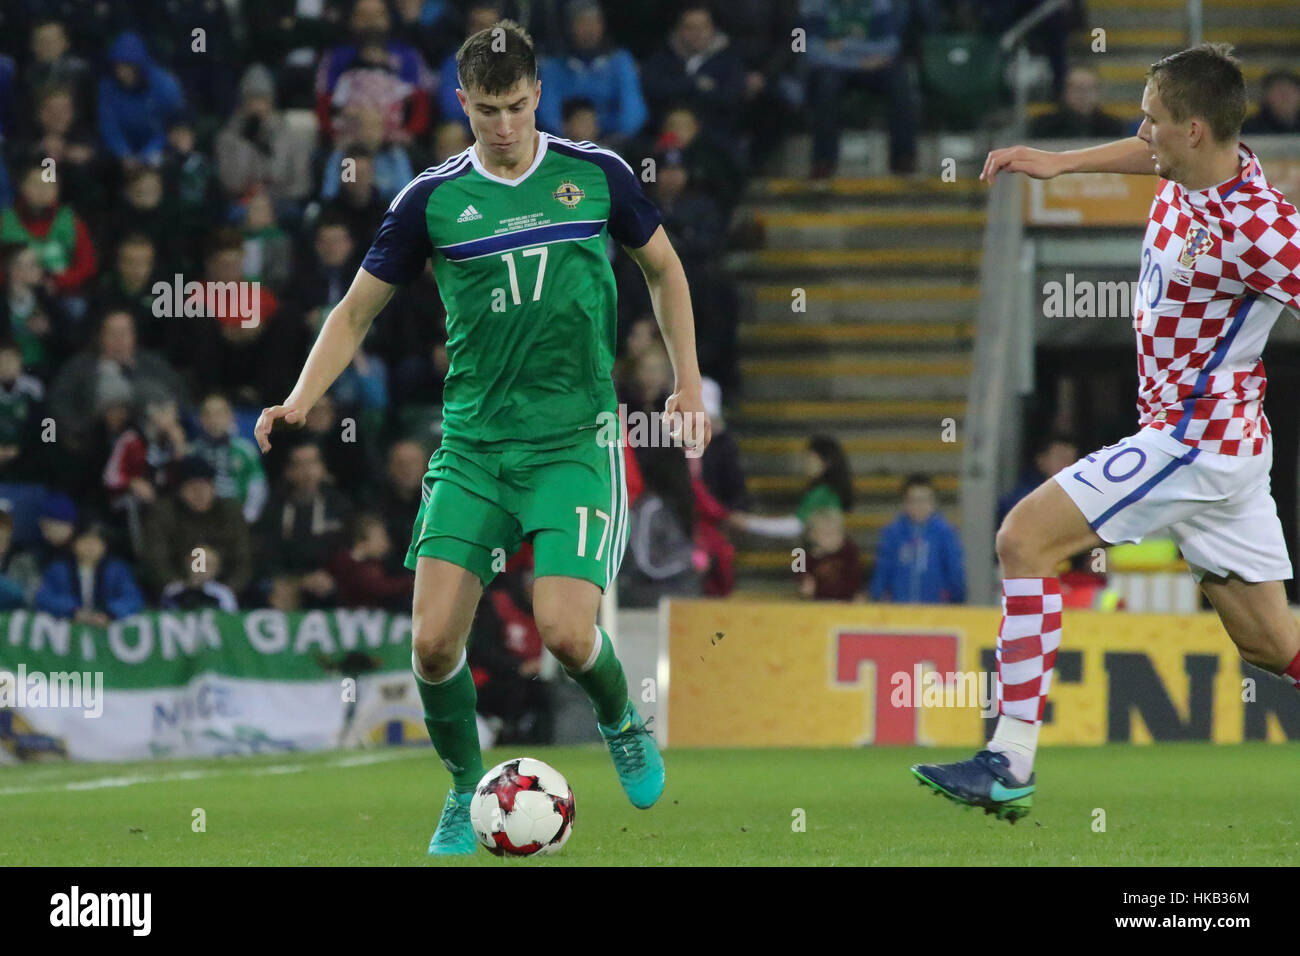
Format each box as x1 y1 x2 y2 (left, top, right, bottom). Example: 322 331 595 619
912 44 1300 822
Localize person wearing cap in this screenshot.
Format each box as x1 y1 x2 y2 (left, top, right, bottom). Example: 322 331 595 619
141 454 253 599
215 64 314 212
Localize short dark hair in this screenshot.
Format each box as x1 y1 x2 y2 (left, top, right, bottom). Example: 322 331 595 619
561 96 597 122
1146 43 1246 143
901 473 934 496
456 18 537 95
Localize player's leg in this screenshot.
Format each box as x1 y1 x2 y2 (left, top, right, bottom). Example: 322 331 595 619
1198 575 1300 682
520 437 664 808
407 452 523 854
912 477 1103 821
531 572 664 809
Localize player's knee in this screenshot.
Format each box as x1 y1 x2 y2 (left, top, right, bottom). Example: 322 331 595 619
411 614 464 680
534 613 591 670
995 516 1033 570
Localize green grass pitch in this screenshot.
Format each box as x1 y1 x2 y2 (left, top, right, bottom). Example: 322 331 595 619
3 744 1298 866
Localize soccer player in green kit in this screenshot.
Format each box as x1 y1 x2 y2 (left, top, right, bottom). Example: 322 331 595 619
254 20 711 855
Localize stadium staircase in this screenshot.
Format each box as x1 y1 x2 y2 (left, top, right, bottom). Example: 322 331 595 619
725 173 983 595
1027 0 1300 126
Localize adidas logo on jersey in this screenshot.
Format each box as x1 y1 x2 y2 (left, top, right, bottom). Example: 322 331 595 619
457 204 482 223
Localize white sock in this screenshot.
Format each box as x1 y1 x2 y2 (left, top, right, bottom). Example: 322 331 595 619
987 715 1039 783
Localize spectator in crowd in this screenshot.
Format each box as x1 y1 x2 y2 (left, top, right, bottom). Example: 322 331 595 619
102 384 189 552
243 0 343 110
238 189 294 292
36 521 144 622
160 541 239 611
88 234 166 356
651 104 744 215
109 168 186 275
377 438 427 570
322 107 415 204
6 492 77 600
142 454 252 599
97 31 186 170
21 19 94 123
997 433 1078 526
326 512 415 609
0 244 73 375
16 84 106 219
535 1 648 147
2 159 98 296
49 310 187 451
641 3 745 136
189 235 302 410
0 507 29 610
1243 71 1300 136
729 434 853 539
697 377 750 512
310 151 389 249
620 443 704 607
316 0 435 146
1028 66 1126 139
561 96 600 144
431 118 472 162
869 474 965 604
801 506 861 600
142 0 239 120
215 64 315 218
800 0 918 176
475 565 553 745
190 393 269 524
437 1 506 130
0 340 46 482
160 114 219 244
256 441 352 606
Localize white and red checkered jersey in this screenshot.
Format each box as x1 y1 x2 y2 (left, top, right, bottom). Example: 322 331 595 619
1133 145 1300 456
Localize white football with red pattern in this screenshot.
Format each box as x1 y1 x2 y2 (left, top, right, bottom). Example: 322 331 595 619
470 758 576 856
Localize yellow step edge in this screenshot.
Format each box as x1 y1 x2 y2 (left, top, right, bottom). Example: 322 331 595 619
754 249 979 267
1092 0 1299 8
754 284 980 303
741 357 971 376
743 322 971 341
739 399 965 419
759 210 987 229
1027 100 1137 119
761 177 984 197
749 474 961 494
1105 27 1300 45
1095 61 1274 82
740 437 964 454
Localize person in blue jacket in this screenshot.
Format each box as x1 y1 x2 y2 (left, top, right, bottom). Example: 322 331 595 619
870 474 966 604
534 1 648 147
35 521 144 624
98 32 186 169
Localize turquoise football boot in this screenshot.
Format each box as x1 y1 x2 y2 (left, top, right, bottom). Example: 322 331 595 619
598 701 665 809
427 788 477 855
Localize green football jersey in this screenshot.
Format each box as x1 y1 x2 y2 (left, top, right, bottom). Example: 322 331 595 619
362 132 663 450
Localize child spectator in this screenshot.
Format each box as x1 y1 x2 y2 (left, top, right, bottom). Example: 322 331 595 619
730 434 853 539
191 393 269 523
160 541 239 611
869 474 966 604
801 507 861 601
326 512 414 609
36 521 143 622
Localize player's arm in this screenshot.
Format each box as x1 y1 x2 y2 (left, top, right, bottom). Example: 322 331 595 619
624 225 712 454
254 268 394 451
981 136 1156 183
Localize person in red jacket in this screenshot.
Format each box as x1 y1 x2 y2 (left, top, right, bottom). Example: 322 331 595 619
327 512 415 609
1 161 97 294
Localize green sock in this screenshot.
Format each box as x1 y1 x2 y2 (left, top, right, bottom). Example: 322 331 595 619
413 652 484 794
565 626 630 727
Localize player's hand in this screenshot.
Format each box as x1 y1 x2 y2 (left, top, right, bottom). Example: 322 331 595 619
980 145 1065 184
664 385 712 458
254 401 308 453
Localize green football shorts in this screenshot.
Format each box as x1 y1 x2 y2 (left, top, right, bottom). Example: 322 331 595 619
405 435 630 590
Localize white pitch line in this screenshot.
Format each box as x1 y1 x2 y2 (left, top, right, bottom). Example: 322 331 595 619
0 748 430 797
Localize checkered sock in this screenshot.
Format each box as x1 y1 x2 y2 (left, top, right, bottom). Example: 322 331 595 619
987 577 1062 782
1284 647 1300 690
